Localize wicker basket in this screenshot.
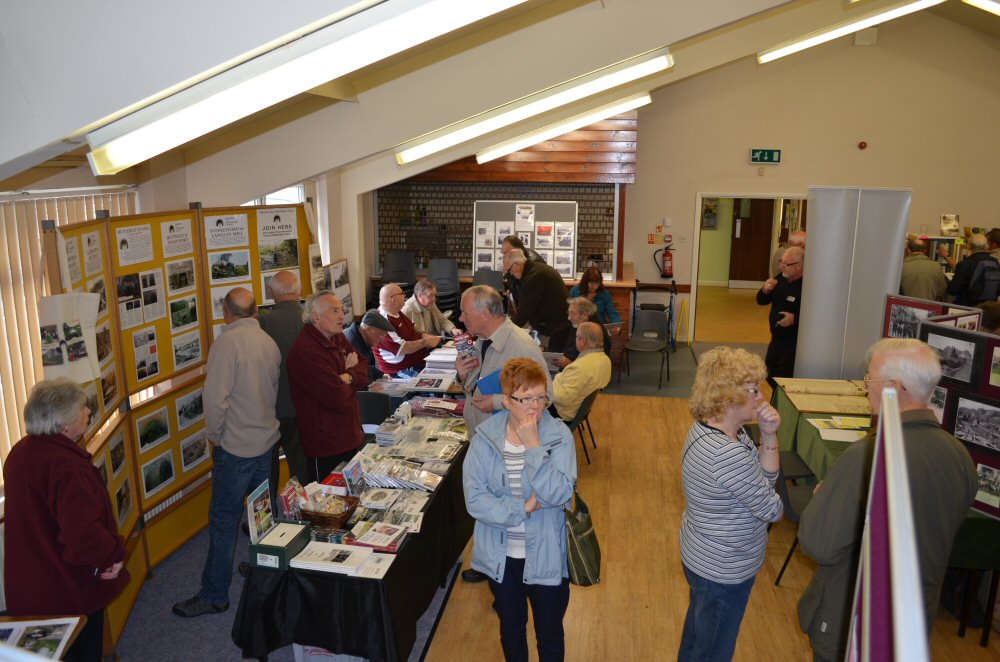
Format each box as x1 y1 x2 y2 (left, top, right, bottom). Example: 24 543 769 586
299 495 359 529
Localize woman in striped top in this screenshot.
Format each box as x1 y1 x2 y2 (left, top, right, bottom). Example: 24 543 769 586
677 347 784 662
463 358 577 662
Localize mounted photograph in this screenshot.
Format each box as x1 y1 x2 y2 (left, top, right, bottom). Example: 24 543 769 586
920 323 984 388
141 449 176 499
952 395 1000 452
135 406 170 452
175 388 204 431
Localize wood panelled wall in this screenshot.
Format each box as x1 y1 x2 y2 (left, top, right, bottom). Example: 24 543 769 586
410 112 637 184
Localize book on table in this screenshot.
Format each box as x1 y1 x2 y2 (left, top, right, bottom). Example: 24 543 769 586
290 541 373 575
348 521 408 553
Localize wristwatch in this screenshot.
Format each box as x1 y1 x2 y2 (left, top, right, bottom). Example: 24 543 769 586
344 373 353 384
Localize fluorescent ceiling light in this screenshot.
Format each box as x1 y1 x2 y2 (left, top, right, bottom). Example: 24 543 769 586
475 93 651 164
87 0 529 175
757 0 945 64
395 48 672 165
962 0 1000 16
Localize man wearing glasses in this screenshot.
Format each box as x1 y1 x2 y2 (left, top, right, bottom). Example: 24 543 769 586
757 246 804 384
374 283 441 377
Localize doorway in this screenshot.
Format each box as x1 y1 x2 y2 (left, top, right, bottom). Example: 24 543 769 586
691 195 807 344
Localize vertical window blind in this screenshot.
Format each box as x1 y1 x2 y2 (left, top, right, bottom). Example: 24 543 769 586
0 190 137 479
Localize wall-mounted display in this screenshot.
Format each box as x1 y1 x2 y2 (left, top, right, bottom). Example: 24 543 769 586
141 448 176 500
473 200 578 280
919 323 985 389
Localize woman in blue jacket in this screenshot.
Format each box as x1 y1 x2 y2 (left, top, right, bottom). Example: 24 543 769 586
463 358 577 662
569 266 621 324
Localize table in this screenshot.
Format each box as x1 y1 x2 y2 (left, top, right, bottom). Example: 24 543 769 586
772 385 871 480
231 445 474 661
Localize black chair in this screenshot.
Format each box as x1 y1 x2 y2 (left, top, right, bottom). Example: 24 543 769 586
428 257 460 317
383 251 416 297
358 391 393 426
617 309 670 389
947 513 1000 647
774 463 815 586
565 390 600 465
472 268 504 293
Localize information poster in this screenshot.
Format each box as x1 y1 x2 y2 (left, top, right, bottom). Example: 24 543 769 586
473 201 578 280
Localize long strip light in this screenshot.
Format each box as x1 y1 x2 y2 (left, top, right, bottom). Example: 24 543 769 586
86 0 529 175
475 93 651 164
395 48 671 165
962 0 1000 16
757 0 945 64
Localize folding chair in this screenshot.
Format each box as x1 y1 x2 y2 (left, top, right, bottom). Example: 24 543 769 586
774 463 815 586
565 390 600 465
617 309 670 388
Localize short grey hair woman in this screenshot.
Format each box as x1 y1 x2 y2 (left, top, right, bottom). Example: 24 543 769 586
4 378 128 662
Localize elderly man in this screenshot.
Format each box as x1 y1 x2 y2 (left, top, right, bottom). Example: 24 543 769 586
375 283 441 376
797 339 976 662
899 238 947 301
552 322 611 421
505 250 573 351
402 279 457 336
455 285 551 584
551 297 611 370
947 233 1000 305
287 292 370 483
258 270 306 485
756 246 804 383
174 287 279 617
344 308 396 382
770 229 806 277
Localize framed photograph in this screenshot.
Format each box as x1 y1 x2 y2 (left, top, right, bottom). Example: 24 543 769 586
949 393 1000 453
964 445 1000 518
882 295 942 339
928 310 981 331
701 198 719 230
980 340 1000 401
180 432 210 472
109 430 126 478
175 387 204 431
919 323 984 389
135 406 170 452
172 329 202 371
141 448 176 499
928 385 948 424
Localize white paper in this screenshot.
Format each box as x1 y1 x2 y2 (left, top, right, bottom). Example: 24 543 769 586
83 230 103 277
139 268 167 323
257 208 299 270
161 219 193 258
132 326 160 382
535 223 554 249
308 243 329 291
205 213 249 249
817 428 867 442
357 552 395 579
210 284 245 320
496 222 514 245
64 234 82 284
116 224 154 267
515 204 535 231
38 292 101 382
555 222 575 250
476 221 496 248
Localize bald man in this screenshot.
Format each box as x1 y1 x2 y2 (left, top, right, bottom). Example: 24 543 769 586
757 246 804 383
770 229 806 277
174 287 279 617
375 283 440 376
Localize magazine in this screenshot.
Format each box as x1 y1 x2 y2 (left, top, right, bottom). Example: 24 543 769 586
290 542 372 575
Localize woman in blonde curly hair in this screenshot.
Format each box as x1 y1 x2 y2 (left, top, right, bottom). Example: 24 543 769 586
677 347 784 662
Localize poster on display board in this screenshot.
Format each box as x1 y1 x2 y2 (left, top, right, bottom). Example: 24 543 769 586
204 214 249 249
37 292 102 383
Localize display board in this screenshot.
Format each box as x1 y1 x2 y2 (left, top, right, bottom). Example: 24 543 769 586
202 204 313 340
109 210 208 393
87 414 141 540
51 220 125 435
472 200 577 278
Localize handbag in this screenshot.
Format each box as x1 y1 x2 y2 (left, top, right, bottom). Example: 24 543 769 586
564 488 601 586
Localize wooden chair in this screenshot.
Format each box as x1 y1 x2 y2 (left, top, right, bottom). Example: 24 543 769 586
565 390 600 465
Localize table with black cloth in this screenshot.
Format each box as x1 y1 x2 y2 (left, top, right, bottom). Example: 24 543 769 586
231 444 474 661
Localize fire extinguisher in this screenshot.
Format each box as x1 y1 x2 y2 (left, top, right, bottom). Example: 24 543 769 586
654 245 674 278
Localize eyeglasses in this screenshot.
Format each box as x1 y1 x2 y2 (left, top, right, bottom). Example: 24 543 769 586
745 386 761 397
508 394 551 406
780 261 801 267
864 374 906 391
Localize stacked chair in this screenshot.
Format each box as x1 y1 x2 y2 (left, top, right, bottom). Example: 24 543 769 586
427 257 460 317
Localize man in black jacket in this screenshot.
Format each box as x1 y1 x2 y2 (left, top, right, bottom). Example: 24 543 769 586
504 250 573 351
756 246 803 384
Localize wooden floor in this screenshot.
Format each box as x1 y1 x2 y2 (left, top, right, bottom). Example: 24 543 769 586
425 298 1000 661
695 285 771 344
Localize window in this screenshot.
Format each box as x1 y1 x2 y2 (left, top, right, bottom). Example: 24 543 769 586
242 184 305 207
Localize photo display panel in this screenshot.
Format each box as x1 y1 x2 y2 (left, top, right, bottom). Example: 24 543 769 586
472 200 578 279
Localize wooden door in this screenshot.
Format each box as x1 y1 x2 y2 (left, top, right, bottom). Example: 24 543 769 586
728 198 774 282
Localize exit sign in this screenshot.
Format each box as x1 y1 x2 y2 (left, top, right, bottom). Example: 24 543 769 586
750 149 781 164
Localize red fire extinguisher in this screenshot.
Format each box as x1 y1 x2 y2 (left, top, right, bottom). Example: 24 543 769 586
654 245 674 278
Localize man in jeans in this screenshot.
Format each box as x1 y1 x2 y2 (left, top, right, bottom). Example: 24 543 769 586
173 287 280 617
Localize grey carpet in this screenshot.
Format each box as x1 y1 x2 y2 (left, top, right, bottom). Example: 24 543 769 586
602 345 697 398
116 524 459 661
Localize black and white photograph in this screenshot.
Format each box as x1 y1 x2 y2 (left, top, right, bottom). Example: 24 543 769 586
181 432 210 471
175 387 204 431
476 221 495 248
929 386 947 423
136 406 170 452
169 295 198 332
109 430 126 477
94 452 108 487
87 277 108 317
517 232 532 248
888 303 933 339
116 478 132 527
208 250 252 285
976 463 1000 509
141 449 176 499
921 325 983 387
952 395 1000 452
101 365 117 409
332 260 349 289
166 257 196 295
172 330 202 371
96 321 113 366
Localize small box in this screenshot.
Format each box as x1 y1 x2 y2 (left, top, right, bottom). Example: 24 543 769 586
249 519 312 570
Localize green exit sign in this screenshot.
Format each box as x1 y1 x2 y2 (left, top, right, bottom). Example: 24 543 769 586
750 149 781 164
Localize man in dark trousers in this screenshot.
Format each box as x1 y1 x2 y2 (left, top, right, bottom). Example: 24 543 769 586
505 250 573 351
946 233 1000 306
756 246 803 384
258 270 306 484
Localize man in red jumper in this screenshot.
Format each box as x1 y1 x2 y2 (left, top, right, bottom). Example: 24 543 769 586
374 283 441 377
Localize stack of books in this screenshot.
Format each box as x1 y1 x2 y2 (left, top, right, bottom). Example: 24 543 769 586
347 521 408 553
375 419 405 446
290 541 372 575
424 346 459 370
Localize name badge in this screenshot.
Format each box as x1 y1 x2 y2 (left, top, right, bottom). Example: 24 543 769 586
786 296 796 302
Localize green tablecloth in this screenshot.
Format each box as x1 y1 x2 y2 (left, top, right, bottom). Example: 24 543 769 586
772 386 870 480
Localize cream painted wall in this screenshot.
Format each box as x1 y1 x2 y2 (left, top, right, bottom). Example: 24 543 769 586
697 198 734 285
624 12 1000 291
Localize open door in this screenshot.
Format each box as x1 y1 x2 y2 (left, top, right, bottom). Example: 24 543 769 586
728 198 774 287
